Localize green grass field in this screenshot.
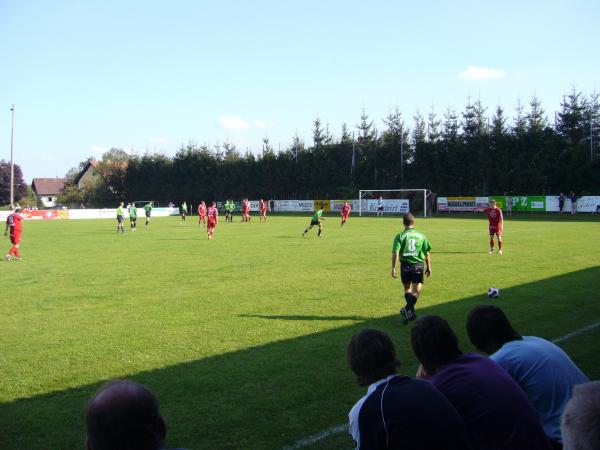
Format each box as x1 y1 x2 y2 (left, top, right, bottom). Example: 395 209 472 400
1 213 599 449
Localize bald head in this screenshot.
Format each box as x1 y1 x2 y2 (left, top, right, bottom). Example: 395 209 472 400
86 380 165 450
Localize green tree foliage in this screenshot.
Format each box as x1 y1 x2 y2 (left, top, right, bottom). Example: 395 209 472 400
0 160 27 205
84 91 600 203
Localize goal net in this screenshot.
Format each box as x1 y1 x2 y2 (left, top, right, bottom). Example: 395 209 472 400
358 189 433 218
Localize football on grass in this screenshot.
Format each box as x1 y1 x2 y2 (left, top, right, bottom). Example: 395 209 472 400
487 287 500 298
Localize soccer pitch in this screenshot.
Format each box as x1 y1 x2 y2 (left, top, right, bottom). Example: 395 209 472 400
1 214 599 449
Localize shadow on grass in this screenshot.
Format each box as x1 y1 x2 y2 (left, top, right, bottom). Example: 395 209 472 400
1 267 599 450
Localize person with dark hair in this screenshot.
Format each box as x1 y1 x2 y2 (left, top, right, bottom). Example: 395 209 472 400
467 305 588 448
347 329 474 450
561 381 600 450
4 205 24 261
411 316 553 450
391 213 432 324
206 202 219 239
85 380 187 450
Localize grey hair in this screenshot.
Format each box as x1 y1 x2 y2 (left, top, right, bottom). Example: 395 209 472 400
562 381 600 450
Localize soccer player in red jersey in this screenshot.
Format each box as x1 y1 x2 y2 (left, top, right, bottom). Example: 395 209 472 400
341 201 352 227
484 199 504 254
242 198 251 222
198 201 207 227
206 202 219 239
259 199 267 222
4 206 24 261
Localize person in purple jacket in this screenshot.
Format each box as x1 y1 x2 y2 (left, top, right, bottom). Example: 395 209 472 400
410 315 552 450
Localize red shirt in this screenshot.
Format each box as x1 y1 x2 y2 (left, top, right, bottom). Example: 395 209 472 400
243 201 250 212
6 213 23 234
207 206 218 220
485 207 503 228
198 204 207 215
259 201 266 211
342 204 351 215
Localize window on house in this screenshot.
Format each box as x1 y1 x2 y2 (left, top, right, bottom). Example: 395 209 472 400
48 197 52 202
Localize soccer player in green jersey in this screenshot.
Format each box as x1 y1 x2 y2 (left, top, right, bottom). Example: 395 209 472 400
181 201 187 221
129 203 138 231
116 202 125 234
303 207 325 237
144 202 153 227
391 213 432 325
225 200 234 223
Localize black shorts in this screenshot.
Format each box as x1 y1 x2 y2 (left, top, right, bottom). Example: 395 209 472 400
130 217 137 222
378 205 384 211
145 212 151 217
310 220 320 227
400 262 424 284
117 215 124 224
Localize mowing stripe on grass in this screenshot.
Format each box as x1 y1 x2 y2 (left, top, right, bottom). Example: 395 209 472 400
283 320 600 450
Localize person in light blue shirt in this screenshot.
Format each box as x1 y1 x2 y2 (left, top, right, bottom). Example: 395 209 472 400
467 305 589 448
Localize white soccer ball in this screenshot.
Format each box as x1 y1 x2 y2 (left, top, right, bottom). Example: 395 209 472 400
487 287 500 298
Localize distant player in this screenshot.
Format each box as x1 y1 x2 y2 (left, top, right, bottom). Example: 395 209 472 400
198 201 207 226
116 202 125 234
4 206 23 261
242 198 251 222
206 201 219 239
144 202 153 226
181 201 187 221
391 213 432 325
341 201 352 227
259 199 268 222
505 193 513 217
484 199 503 254
129 203 138 231
303 207 325 237
224 199 233 222
569 191 578 215
377 196 384 217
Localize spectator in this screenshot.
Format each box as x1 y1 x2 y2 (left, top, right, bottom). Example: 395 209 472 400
569 192 578 215
467 305 589 448
347 329 474 450
561 381 600 450
411 316 552 450
558 193 566 214
86 379 187 450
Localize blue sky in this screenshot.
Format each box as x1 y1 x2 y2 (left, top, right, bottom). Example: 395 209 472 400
1 0 598 181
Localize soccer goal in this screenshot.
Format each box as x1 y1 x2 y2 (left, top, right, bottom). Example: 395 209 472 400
358 189 433 218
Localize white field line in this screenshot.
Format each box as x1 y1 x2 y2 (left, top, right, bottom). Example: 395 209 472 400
283 321 600 450
552 321 600 344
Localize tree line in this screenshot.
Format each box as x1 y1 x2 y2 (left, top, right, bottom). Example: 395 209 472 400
58 89 599 207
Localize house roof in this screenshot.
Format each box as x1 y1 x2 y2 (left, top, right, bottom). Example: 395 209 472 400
32 178 67 196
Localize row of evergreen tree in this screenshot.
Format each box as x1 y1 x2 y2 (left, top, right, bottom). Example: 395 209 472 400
64 90 600 207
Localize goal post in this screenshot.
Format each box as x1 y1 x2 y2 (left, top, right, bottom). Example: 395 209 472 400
358 189 432 218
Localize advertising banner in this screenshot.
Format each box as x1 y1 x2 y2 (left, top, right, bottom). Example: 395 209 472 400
0 209 68 221
313 200 330 211
330 200 359 212
545 196 600 213
498 196 546 212
362 199 409 214
272 200 314 212
437 197 477 212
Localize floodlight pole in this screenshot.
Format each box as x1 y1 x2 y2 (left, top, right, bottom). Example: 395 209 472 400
9 104 15 209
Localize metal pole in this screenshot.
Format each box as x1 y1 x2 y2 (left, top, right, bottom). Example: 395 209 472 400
10 104 15 208
400 125 404 183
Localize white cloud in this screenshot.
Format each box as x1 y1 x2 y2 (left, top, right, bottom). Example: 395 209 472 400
218 115 251 131
458 66 508 80
255 119 275 129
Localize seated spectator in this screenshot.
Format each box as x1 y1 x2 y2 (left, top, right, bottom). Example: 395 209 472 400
467 305 588 448
411 316 552 450
347 328 474 450
561 381 600 450
86 379 187 450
